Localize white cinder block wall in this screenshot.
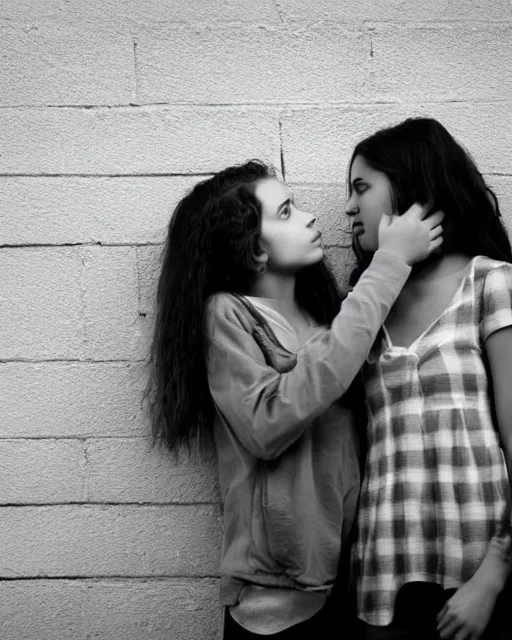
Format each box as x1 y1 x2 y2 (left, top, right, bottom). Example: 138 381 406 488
1 1 511 638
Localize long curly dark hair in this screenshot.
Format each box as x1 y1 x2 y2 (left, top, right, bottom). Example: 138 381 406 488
348 117 512 283
145 160 343 454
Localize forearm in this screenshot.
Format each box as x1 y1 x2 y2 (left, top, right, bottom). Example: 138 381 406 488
242 250 410 457
478 326 512 593
472 529 512 596
208 250 410 460
473 437 512 594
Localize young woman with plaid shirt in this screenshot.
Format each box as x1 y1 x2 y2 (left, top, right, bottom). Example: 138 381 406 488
145 160 444 639
346 118 512 640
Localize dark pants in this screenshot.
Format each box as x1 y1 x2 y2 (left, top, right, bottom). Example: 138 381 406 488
361 582 512 640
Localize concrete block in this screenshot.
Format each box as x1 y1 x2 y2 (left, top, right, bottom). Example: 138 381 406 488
0 248 83 360
0 362 147 438
278 0 511 22
0 0 72 22
282 104 512 183
0 504 222 577
0 0 279 25
0 22 134 106
370 25 512 102
0 580 84 640
0 578 222 640
0 440 86 504
95 0 279 24
291 183 350 247
137 244 163 316
84 578 222 640
82 246 148 360
323 245 357 290
136 23 370 104
0 106 280 174
86 438 219 503
0 176 201 245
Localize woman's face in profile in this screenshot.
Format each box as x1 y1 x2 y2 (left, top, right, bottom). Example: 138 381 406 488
345 155 394 254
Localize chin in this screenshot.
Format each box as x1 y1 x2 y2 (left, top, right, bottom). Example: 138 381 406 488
358 238 377 254
308 246 324 263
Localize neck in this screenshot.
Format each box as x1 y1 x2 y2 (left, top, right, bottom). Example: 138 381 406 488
249 271 297 310
408 252 472 285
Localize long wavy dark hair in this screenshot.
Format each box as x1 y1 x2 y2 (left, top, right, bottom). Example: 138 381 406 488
145 160 343 454
348 117 512 282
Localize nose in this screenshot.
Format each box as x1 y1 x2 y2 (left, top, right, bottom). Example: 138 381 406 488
306 214 316 228
345 198 359 217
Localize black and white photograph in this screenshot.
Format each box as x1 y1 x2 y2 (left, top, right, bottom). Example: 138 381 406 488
1 1 512 638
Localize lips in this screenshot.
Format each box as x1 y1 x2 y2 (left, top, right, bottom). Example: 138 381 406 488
352 223 364 235
312 231 322 242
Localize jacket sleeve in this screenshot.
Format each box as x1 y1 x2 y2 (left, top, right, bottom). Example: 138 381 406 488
206 249 411 460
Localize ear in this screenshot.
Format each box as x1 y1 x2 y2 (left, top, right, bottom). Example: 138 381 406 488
254 251 268 274
254 251 268 265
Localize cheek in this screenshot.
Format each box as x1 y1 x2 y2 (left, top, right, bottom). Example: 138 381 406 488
264 225 301 249
358 211 381 251
361 193 392 232
263 228 321 268
360 209 383 241
373 188 394 218
260 228 292 263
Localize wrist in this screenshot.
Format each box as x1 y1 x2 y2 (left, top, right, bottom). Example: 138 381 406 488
377 245 413 266
472 537 512 595
374 248 412 270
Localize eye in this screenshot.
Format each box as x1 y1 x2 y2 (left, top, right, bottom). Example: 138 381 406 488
354 183 368 195
278 204 291 219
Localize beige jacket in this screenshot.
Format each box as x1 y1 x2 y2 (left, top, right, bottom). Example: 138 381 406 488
205 250 411 605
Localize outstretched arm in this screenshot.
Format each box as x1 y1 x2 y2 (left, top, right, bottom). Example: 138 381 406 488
207 250 410 460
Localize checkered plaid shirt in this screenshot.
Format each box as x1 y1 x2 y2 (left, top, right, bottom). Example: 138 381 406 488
354 256 512 626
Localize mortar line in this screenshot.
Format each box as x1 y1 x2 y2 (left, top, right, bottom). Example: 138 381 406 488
132 35 140 103
0 501 219 507
0 575 220 581
278 117 286 180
